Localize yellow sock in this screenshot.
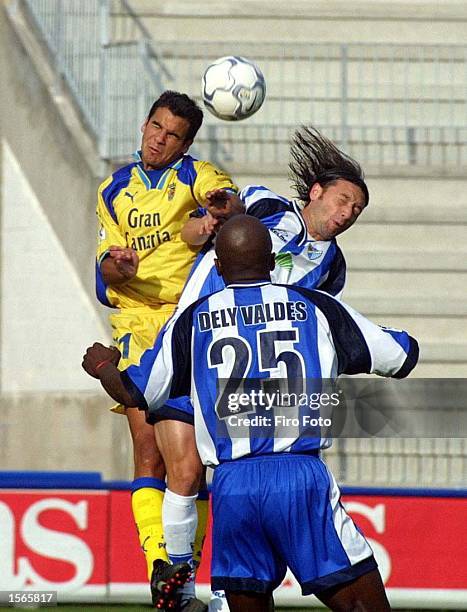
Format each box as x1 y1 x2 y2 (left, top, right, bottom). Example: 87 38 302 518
193 490 209 572
131 478 168 580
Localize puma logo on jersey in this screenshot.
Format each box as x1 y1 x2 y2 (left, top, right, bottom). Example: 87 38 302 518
125 191 136 202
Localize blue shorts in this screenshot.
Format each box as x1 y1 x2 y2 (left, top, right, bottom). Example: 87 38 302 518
146 395 194 425
211 453 376 595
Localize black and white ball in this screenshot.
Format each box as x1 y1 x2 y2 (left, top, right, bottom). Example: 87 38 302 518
202 56 266 121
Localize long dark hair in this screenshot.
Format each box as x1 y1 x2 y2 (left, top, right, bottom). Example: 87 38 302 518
289 126 369 205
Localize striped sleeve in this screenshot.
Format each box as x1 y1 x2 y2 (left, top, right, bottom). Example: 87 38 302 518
121 299 206 412
323 295 418 377
291 288 419 378
120 318 175 411
240 185 291 220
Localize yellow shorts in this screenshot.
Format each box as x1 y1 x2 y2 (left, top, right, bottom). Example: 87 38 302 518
108 305 176 414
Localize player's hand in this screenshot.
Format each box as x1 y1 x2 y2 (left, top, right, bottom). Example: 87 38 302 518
198 212 220 236
205 189 245 221
82 343 121 379
108 246 139 280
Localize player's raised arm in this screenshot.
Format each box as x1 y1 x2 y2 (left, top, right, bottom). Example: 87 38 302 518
205 188 245 220
299 289 419 378
181 189 245 246
181 188 244 246
180 158 239 246
340 304 418 378
121 304 195 412
82 343 135 406
81 333 177 411
180 210 220 246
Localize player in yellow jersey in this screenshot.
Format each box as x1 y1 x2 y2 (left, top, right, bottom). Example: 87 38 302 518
95 91 237 611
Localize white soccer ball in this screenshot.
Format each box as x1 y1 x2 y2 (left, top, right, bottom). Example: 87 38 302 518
202 56 266 121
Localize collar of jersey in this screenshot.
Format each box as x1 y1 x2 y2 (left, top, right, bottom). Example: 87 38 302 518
292 199 335 247
132 150 184 190
291 199 309 246
226 280 271 288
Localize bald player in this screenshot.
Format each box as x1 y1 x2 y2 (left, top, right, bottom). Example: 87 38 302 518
84 216 418 612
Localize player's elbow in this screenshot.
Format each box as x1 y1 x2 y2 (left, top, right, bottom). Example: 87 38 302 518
392 337 420 379
181 220 209 246
180 224 197 244
117 389 137 407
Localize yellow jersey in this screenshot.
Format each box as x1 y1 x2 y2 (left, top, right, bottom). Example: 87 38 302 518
96 153 237 309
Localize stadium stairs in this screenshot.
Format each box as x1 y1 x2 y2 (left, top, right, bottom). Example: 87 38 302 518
0 2 130 480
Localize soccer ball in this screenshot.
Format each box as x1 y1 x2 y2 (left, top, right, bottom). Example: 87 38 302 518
202 56 266 121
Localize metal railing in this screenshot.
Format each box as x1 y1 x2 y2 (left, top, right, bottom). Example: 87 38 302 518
21 0 103 135
21 0 467 169
22 0 170 159
159 41 467 171
327 438 466 489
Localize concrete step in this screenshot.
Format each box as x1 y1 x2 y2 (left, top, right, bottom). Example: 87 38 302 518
350 310 467 364
409 362 467 377
420 342 467 363
326 438 466 488
154 47 465 92
340 224 467 270
354 205 467 225
346 251 466 271
371 315 467 343
357 314 467 364
120 1 467 45
345 269 465 297
368 314 467 363
346 294 467 317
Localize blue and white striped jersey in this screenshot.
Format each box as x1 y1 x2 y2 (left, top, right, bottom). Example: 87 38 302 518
177 185 346 312
123 282 419 467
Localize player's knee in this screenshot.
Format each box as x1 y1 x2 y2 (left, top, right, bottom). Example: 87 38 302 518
132 433 163 472
332 600 370 612
226 590 272 612
134 449 164 472
317 570 390 612
166 457 203 495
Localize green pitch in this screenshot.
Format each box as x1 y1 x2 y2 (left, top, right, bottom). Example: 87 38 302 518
0 608 317 612
0 606 458 612
0 607 317 612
